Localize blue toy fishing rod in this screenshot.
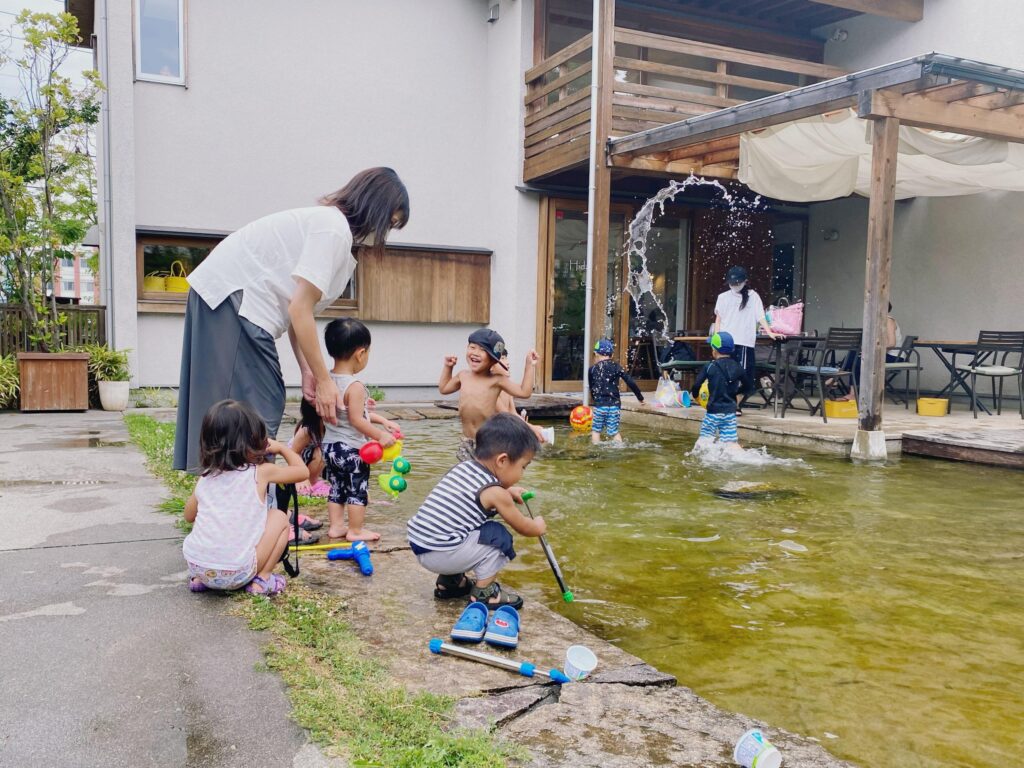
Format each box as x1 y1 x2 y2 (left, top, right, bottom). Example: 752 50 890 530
429 639 571 683
521 491 574 603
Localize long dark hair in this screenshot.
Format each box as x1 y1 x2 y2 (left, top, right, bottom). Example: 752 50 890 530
319 167 409 257
739 284 750 311
296 397 324 442
198 399 267 476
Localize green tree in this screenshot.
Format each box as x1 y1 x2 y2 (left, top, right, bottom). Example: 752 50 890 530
0 11 101 351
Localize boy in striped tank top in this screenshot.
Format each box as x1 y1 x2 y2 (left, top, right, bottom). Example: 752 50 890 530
407 413 545 610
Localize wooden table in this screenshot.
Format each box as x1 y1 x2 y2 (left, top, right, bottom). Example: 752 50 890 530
913 340 989 414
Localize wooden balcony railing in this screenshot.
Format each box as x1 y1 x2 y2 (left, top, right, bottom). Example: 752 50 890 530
0 303 107 356
524 28 846 181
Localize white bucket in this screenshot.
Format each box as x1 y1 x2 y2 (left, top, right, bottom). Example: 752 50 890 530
564 645 597 680
733 729 781 768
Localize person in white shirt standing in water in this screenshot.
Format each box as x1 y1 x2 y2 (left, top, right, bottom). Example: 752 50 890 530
173 167 410 472
713 265 779 415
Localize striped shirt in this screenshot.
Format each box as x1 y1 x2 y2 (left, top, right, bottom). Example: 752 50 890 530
407 461 500 551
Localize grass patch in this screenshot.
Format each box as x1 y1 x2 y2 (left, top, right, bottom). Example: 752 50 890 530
127 413 520 766
124 414 195 531
237 587 522 768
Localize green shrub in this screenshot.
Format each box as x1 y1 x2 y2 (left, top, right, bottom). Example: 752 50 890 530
0 355 19 409
367 385 386 403
80 344 131 382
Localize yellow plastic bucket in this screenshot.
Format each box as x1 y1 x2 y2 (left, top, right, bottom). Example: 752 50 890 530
165 260 191 293
823 399 858 419
917 397 948 417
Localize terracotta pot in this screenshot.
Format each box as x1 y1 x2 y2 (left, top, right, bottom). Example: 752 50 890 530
16 352 89 412
98 380 131 411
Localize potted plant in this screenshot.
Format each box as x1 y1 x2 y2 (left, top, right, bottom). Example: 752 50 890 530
0 354 19 410
0 12 102 411
82 344 131 411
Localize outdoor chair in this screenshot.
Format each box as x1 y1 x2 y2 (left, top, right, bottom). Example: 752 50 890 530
627 336 659 380
952 330 1024 419
657 331 707 383
884 334 921 408
780 327 862 423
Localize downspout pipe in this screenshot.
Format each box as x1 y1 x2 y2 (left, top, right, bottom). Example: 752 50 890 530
98 0 115 347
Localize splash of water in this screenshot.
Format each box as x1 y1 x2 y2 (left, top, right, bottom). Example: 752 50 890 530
688 439 803 467
612 175 762 345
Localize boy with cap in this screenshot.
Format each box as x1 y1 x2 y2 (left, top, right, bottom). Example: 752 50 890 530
588 339 645 444
440 329 539 461
693 332 745 448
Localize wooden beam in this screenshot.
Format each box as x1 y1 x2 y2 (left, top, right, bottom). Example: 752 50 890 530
806 0 923 23
589 0 615 355
859 89 1024 143
857 116 900 433
609 57 927 158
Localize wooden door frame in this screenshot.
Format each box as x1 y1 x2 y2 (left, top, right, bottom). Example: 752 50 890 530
538 197 634 392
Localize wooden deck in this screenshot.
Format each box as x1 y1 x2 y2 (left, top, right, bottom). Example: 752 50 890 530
901 428 1024 470
619 397 1024 466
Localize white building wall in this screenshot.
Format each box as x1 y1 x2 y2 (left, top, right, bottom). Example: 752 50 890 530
803 1 1024 392
112 0 539 394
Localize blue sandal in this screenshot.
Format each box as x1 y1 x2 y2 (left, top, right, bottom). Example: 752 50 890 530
450 601 488 643
484 605 520 649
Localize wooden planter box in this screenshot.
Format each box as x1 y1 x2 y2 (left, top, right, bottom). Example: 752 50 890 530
16 352 90 412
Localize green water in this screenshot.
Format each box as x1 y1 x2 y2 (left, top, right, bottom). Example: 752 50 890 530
381 419 1024 768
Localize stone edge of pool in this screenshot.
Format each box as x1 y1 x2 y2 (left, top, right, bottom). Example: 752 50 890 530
301 535 855 768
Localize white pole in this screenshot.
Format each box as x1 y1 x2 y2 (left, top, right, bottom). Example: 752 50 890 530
581 0 601 406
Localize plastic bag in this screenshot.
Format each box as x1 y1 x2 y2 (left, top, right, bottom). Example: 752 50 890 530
654 375 681 407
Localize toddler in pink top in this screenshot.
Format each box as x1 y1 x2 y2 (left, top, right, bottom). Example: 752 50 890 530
182 399 309 595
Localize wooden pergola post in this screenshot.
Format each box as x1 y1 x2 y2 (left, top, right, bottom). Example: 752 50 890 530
853 115 900 460
582 0 615 403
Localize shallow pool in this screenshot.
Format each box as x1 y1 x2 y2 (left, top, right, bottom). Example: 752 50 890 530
372 417 1023 768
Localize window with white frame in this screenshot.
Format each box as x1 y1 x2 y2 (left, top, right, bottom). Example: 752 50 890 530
135 0 185 84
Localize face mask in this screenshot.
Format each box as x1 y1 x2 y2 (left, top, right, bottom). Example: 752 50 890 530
730 283 745 294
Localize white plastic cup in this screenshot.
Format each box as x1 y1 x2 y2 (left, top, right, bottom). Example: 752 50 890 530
733 729 782 768
564 645 598 680
541 426 555 446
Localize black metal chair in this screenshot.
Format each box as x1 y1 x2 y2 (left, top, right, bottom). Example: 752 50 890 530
781 327 862 423
884 334 921 408
657 331 707 383
952 331 1024 419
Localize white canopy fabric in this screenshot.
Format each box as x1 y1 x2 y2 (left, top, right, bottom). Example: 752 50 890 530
738 108 1024 202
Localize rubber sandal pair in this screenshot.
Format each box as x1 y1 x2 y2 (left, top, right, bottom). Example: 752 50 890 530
469 581 524 611
245 574 286 596
305 480 331 498
450 602 520 648
434 572 474 599
290 512 323 531
188 577 208 593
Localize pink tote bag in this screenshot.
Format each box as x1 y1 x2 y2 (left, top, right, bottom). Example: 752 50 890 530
767 301 804 336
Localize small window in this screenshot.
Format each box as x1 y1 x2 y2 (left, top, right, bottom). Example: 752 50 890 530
138 235 219 300
135 0 185 85
60 256 75 267
62 280 76 293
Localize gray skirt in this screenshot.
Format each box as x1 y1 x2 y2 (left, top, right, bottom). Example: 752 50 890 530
173 290 285 472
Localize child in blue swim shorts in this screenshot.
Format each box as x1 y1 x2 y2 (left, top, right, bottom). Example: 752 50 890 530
588 339 645 443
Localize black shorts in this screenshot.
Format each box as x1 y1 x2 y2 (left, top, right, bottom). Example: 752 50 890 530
322 442 370 506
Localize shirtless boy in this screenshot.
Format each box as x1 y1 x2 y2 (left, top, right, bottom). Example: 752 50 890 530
439 329 538 461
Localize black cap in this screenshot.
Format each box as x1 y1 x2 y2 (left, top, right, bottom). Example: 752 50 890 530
468 329 508 369
726 266 748 284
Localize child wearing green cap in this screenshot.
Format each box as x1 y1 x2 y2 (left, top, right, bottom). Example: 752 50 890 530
588 339 645 444
693 332 745 448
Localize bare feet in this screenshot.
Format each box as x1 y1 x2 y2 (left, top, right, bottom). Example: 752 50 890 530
346 529 381 542
326 527 348 540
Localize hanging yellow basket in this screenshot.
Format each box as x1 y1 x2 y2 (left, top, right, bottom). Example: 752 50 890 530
164 260 191 293
143 271 167 292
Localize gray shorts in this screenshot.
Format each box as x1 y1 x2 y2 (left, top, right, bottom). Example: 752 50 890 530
415 529 509 581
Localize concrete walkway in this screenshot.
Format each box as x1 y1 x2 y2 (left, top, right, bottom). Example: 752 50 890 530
0 411 338 768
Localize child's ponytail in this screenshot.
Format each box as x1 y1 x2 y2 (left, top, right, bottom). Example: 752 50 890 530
740 284 750 311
